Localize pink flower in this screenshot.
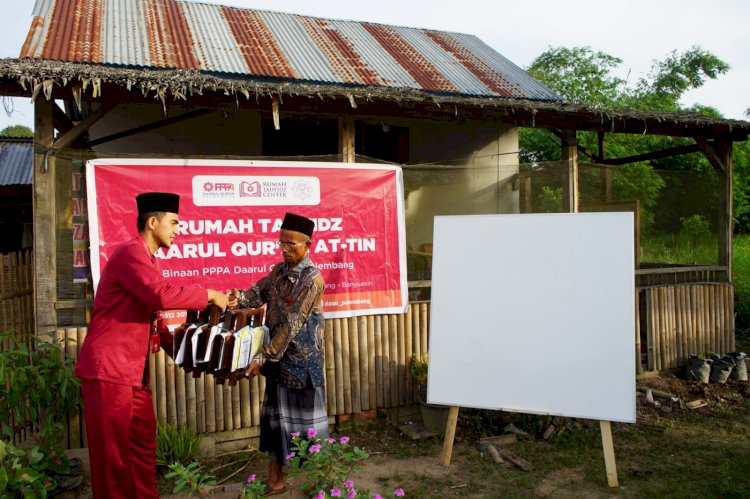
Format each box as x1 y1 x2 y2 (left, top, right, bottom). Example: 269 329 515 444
373 495 383 499
246 474 256 483
327 437 336 444
315 491 326 499
309 444 322 453
394 488 405 496
339 436 350 444
307 428 318 438
286 452 296 460
331 489 342 497
344 480 354 488
347 488 357 498
291 432 301 438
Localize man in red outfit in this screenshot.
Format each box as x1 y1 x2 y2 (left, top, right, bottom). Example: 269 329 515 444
75 192 228 498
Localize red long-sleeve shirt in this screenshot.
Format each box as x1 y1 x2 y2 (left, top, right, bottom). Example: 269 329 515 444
75 236 208 386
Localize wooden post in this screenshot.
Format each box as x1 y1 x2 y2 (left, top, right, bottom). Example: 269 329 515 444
560 130 579 213
440 406 460 466
33 98 57 335
599 420 619 487
339 115 355 163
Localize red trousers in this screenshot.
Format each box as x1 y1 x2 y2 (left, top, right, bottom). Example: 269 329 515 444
82 380 158 498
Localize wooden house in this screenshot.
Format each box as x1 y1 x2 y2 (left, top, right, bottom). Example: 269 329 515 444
0 0 748 449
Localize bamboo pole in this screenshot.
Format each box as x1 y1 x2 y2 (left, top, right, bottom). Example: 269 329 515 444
397 313 406 406
65 328 78 448
714 285 723 355
679 286 689 363
223 384 234 431
367 316 376 410
78 328 88 448
341 318 352 414
232 384 241 429
389 315 399 407
176 367 186 427
381 314 391 408
727 285 735 351
405 305 414 402
349 317 361 414
215 383 225 432
333 319 344 415
357 316 369 411
634 290 642 374
250 376 260 426
258 376 266 421
324 320 336 415
646 289 655 371
419 303 429 353
186 373 197 432
160 352 171 425
685 286 695 356
374 315 383 408
240 378 251 428
692 285 703 355
164 357 177 426
704 285 714 353
667 287 676 367
660 288 669 369
196 371 205 433
205 374 216 433
412 303 421 360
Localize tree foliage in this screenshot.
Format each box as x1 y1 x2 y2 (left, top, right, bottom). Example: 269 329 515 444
0 125 33 138
521 45 750 233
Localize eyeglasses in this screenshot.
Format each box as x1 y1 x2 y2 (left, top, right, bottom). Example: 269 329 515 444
277 240 308 250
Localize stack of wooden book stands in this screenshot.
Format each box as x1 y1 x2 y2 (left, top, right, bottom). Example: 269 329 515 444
169 305 266 386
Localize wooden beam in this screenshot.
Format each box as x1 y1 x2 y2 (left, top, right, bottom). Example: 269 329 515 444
560 130 579 213
339 115 355 163
715 140 733 280
33 98 57 335
694 136 726 172
599 144 701 166
51 101 117 151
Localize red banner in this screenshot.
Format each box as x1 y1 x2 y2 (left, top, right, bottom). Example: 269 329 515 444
86 159 407 319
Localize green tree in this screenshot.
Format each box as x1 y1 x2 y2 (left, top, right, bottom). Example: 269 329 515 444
0 124 33 138
521 45 738 232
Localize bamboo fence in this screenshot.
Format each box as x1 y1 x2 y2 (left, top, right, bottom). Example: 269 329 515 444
56 303 432 448
639 283 735 372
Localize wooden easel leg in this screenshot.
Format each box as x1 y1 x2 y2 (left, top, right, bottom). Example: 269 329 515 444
599 420 619 487
440 406 460 466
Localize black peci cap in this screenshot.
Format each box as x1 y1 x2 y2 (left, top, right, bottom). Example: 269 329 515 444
136 192 180 215
280 212 315 237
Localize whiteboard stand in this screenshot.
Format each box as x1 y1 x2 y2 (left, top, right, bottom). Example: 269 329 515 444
440 406 460 466
600 420 619 487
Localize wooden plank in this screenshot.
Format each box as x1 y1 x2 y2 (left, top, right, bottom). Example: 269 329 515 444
634 290 642 374
65 328 81 448
494 446 533 472
440 406 460 466
599 420 619 487
479 434 518 447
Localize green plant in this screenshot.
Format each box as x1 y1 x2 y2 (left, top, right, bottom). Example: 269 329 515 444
164 461 217 497
156 423 202 466
239 473 267 498
0 440 60 498
409 354 428 401
0 331 80 448
287 429 404 498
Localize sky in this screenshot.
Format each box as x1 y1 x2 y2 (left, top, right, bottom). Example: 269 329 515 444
0 0 748 131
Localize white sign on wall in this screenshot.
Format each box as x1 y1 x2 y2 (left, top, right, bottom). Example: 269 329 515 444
428 212 635 423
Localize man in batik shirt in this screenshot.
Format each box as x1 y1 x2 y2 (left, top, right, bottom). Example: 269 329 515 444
230 212 327 496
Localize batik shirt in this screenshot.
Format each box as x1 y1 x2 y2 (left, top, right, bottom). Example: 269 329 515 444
237 255 325 389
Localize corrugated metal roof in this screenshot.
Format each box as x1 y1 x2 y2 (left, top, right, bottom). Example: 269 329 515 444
0 140 33 186
20 0 559 101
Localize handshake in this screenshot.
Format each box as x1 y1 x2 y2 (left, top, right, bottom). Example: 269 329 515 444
206 288 243 312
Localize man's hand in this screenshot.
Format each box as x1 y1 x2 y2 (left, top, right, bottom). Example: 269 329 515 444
207 289 229 311
227 288 241 310
244 359 260 378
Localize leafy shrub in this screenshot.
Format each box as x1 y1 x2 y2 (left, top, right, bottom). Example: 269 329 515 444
156 423 201 466
164 461 216 496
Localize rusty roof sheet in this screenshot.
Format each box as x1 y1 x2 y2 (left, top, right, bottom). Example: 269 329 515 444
20 0 559 101
0 139 32 186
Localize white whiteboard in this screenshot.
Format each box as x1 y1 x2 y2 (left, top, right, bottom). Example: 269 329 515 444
428 213 635 423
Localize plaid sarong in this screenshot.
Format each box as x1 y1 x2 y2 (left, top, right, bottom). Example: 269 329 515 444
259 377 329 463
